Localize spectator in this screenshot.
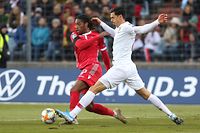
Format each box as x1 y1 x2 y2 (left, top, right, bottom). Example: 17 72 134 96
32 17 50 61
134 0 143 21
7 5 24 61
0 24 9 68
8 5 24 30
181 0 189 10
73 3 82 17
62 0 75 17
180 4 198 61
31 7 42 28
101 5 112 26
82 0 100 12
18 0 26 14
181 0 200 14
100 5 114 56
61 1 75 25
14 16 28 60
193 0 200 15
63 16 75 47
31 0 39 12
162 17 182 61
121 0 135 23
144 26 162 62
100 0 111 7
132 18 146 61
38 0 53 18
84 6 95 17
48 3 63 26
63 16 76 60
46 18 63 61
9 0 19 8
0 5 9 26
132 34 145 61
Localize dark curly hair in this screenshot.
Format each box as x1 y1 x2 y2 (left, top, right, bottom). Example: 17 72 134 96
75 14 94 30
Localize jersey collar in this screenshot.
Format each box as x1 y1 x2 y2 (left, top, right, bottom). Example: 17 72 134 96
82 31 91 36
119 22 129 28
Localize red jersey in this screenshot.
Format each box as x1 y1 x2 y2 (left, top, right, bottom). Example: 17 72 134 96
70 31 110 70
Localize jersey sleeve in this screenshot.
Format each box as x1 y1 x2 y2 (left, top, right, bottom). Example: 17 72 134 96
98 38 111 71
75 35 100 50
132 20 160 34
98 37 107 50
100 22 115 37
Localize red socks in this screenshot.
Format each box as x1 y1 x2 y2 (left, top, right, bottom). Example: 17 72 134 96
70 91 80 111
70 90 114 117
88 103 114 116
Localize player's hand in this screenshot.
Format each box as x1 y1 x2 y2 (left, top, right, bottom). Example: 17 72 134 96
158 14 168 24
99 31 110 38
91 17 102 25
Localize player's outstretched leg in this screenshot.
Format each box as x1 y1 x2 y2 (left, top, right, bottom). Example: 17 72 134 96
113 108 127 124
169 113 184 125
86 103 127 124
136 88 184 125
55 109 74 123
56 106 127 125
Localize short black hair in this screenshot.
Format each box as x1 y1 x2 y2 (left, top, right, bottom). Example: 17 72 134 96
75 14 94 30
110 7 125 18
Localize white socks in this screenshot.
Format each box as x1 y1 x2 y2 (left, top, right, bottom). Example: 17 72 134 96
70 91 96 118
69 92 173 119
148 94 173 116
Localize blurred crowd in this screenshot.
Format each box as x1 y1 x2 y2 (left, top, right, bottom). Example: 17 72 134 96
0 0 200 62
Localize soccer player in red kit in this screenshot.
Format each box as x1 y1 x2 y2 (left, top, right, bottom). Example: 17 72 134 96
57 14 127 125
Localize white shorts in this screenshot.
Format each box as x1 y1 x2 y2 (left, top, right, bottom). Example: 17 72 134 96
99 62 144 90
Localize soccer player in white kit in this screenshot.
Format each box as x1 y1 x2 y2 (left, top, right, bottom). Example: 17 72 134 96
56 7 184 125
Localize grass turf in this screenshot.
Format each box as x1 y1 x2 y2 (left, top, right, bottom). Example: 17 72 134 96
0 104 199 133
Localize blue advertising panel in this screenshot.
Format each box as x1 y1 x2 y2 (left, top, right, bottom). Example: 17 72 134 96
0 68 199 104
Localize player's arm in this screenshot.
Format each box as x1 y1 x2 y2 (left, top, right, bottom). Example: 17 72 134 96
92 17 115 37
70 32 102 50
99 38 111 71
75 36 101 50
133 14 168 34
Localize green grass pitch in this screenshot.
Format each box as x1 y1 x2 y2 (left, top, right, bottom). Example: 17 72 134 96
0 103 199 133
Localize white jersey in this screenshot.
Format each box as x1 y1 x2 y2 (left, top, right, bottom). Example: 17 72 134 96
113 22 136 64
100 20 159 65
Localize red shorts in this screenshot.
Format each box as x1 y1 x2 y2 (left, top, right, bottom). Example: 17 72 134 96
77 62 102 87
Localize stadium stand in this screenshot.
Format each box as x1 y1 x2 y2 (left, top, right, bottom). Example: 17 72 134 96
0 0 199 63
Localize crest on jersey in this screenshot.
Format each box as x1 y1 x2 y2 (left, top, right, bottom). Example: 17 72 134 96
71 32 78 40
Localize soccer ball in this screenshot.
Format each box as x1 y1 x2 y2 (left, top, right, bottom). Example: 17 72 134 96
41 108 57 124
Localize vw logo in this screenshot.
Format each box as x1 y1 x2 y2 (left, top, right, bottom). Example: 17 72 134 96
0 69 25 101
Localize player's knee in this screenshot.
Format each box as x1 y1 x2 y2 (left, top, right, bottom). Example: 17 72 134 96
70 87 79 92
136 88 151 100
89 81 105 94
143 91 151 100
142 94 150 100
89 86 97 94
85 104 93 112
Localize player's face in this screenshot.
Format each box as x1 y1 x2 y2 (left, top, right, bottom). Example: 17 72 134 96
110 12 121 27
75 19 88 34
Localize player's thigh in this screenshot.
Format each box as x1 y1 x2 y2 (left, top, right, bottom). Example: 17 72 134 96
136 87 151 100
125 73 145 91
71 80 89 92
89 81 107 94
99 66 127 88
